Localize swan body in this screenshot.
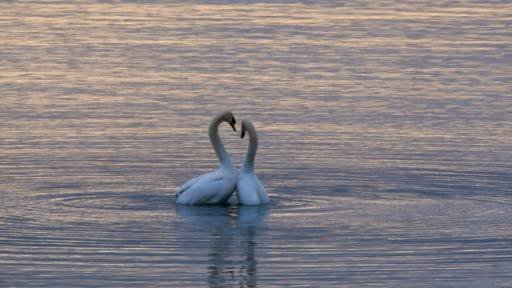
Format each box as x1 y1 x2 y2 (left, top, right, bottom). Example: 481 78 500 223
176 111 237 205
236 120 269 205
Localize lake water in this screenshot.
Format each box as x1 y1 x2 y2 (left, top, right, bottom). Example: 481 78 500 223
1 1 512 287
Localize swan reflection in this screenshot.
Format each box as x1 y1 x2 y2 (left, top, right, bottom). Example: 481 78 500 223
176 205 269 287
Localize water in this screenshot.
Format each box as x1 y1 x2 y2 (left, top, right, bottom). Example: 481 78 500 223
1 1 512 287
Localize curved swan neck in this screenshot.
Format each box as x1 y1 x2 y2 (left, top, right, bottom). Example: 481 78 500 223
209 114 234 168
242 122 258 173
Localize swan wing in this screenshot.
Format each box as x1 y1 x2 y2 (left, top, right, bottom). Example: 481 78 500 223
237 173 269 205
176 172 214 197
255 176 270 204
237 174 261 205
176 170 235 205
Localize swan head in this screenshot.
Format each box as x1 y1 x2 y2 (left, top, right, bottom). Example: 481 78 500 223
240 119 253 139
222 111 237 132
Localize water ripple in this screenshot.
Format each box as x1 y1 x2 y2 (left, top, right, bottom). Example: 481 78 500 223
1 1 512 287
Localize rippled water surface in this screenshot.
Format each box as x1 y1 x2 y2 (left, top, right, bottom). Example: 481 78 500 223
1 1 512 287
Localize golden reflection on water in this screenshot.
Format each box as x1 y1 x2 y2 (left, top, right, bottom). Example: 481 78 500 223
1 1 512 287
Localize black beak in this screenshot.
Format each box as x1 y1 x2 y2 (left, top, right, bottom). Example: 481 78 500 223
229 122 236 132
241 130 246 139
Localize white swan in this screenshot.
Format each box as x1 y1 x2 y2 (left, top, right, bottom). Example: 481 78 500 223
176 111 238 205
236 120 269 205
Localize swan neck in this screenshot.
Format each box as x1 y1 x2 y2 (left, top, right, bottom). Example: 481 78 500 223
242 124 258 172
209 114 233 168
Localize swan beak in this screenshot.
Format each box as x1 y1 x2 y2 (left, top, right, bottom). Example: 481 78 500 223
229 122 237 132
241 130 246 138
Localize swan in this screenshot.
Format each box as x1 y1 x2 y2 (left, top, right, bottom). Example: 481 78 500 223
236 119 270 205
176 111 238 205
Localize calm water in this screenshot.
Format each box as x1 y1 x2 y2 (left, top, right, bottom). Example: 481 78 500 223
1 1 512 287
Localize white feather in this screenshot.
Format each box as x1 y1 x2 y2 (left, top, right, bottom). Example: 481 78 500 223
176 112 237 205
236 120 269 205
